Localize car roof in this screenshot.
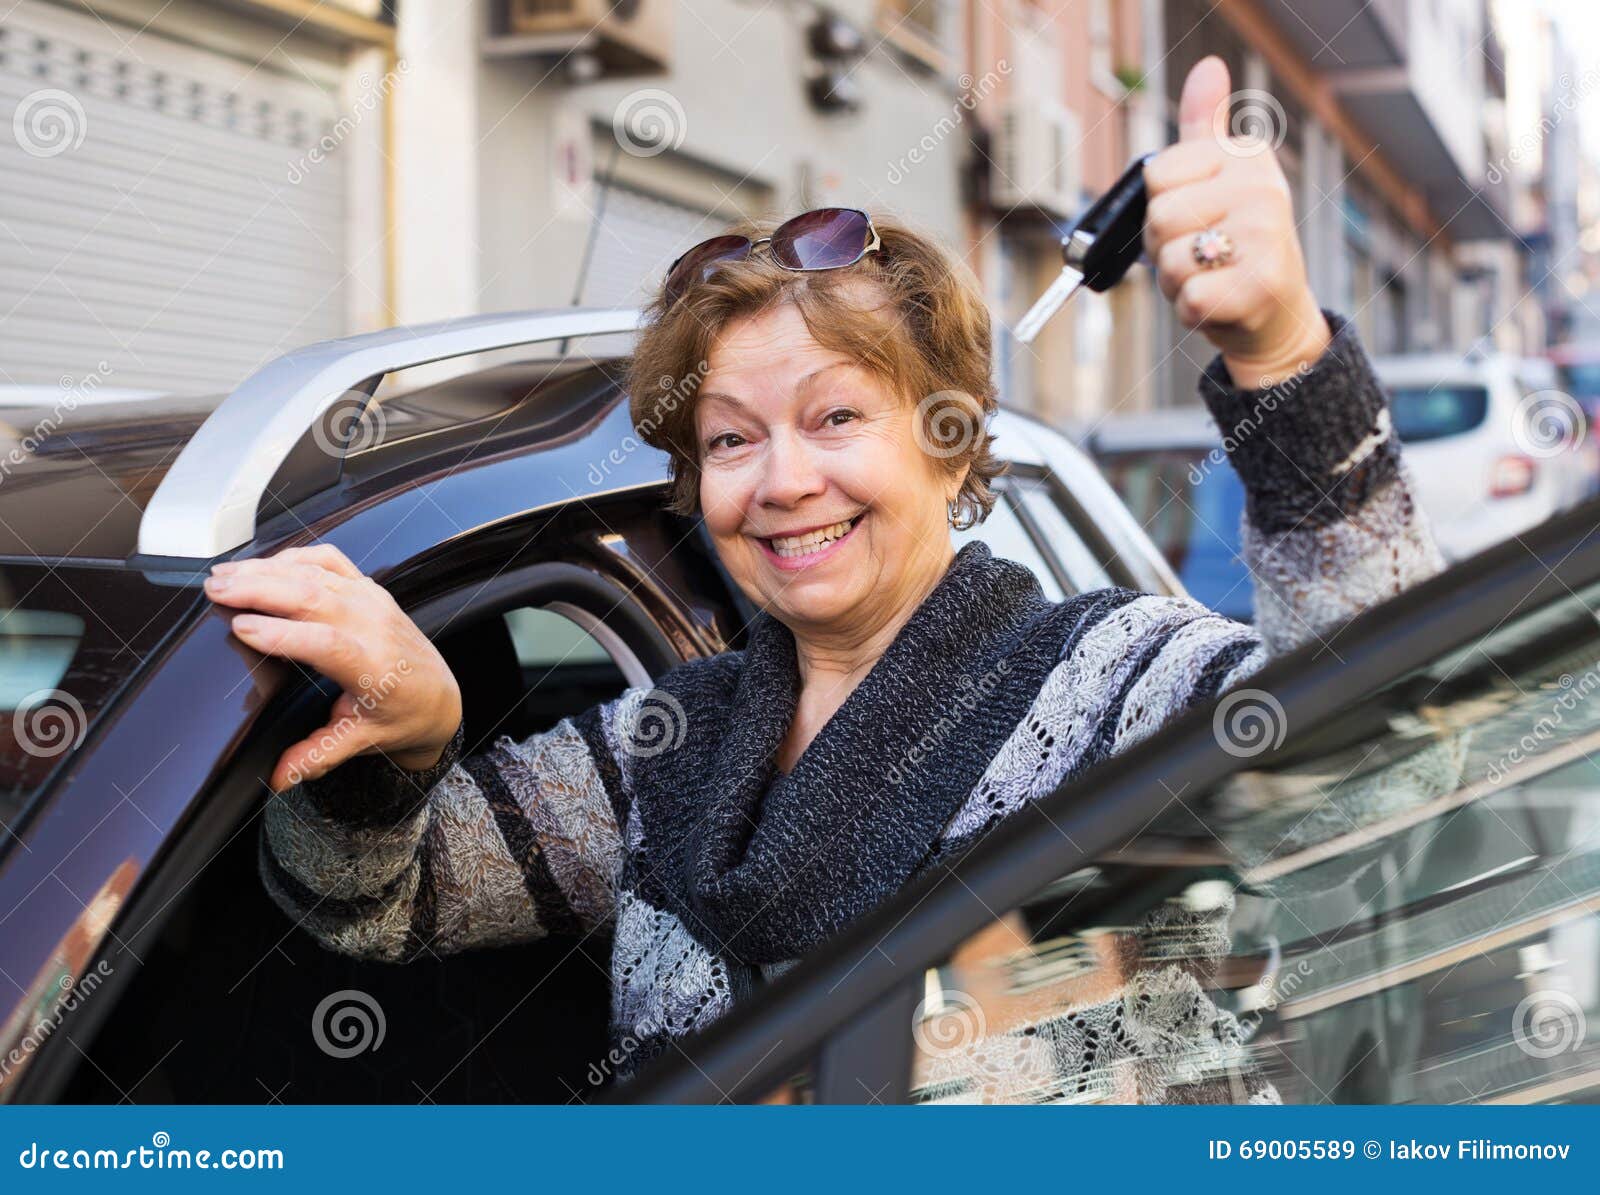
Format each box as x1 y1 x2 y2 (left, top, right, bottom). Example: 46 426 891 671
1370 351 1556 386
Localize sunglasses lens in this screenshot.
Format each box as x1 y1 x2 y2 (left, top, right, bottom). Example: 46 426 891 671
769 208 871 271
663 235 752 305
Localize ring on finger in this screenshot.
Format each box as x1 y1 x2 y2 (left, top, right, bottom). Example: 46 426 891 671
1191 227 1235 270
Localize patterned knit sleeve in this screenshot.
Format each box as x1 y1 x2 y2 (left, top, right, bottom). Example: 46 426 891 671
1197 307 1445 659
1064 309 1446 767
258 691 640 962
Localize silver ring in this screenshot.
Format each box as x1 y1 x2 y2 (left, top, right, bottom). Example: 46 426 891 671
1192 227 1235 270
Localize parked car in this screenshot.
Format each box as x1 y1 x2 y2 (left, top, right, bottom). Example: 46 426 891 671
0 307 1177 1104
1371 350 1596 561
1083 408 1252 623
8 310 1598 1106
1550 341 1600 474
1090 350 1600 606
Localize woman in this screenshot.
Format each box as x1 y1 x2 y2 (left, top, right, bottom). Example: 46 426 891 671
208 59 1443 1099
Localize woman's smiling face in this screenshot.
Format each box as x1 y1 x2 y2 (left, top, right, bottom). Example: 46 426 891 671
696 296 965 641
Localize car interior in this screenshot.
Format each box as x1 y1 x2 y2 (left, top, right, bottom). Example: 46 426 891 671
58 571 666 1104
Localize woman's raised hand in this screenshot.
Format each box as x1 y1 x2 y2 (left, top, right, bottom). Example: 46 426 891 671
1143 56 1332 390
204 544 463 792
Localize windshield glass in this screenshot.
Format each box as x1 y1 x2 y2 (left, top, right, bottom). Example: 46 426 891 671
1386 384 1490 442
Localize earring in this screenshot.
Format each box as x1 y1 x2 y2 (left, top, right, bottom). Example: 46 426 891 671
948 498 976 531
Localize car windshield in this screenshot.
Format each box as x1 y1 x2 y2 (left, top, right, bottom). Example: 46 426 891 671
1094 447 1251 621
0 566 186 835
1386 384 1490 443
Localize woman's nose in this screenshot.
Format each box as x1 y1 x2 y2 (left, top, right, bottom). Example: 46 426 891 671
753 430 827 507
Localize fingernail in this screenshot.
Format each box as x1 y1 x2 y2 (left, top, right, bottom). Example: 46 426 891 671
211 561 238 575
232 614 260 634
205 575 230 592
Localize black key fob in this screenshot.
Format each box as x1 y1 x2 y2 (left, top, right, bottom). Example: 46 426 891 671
1066 150 1156 292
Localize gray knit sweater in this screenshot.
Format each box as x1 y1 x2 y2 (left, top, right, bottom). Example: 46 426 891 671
260 310 1445 1102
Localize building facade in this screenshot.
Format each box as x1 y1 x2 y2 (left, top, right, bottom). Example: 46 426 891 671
0 0 1566 416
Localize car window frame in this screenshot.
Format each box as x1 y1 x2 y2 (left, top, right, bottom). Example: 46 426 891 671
11 545 692 1104
618 494 1600 1104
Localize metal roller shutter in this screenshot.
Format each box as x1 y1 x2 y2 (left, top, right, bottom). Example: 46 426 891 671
579 180 719 310
0 0 348 395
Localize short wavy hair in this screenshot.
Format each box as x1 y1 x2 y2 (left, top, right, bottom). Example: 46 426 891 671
625 212 1004 527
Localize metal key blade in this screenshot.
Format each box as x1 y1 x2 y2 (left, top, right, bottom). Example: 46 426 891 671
1012 264 1084 345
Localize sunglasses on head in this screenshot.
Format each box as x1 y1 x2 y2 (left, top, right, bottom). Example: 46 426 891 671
662 207 882 307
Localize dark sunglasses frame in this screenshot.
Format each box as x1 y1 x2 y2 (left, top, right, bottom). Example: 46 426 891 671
662 207 882 307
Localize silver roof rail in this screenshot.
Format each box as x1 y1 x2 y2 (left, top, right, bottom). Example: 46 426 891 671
137 307 644 559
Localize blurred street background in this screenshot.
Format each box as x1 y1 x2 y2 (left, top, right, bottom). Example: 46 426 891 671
3 0 1600 578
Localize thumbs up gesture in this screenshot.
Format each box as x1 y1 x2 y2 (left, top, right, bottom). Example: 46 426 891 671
1143 56 1331 389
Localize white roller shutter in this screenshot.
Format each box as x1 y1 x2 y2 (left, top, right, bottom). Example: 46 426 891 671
579 180 720 310
0 0 349 395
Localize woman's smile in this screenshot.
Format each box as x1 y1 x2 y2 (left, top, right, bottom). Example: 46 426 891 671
755 511 866 570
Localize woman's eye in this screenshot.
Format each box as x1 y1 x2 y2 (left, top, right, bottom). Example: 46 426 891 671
823 408 859 428
707 431 745 451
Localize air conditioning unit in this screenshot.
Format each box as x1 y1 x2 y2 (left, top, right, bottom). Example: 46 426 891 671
500 0 672 77
991 101 1081 220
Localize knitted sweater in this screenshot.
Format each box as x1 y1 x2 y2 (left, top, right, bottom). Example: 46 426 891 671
260 310 1446 1102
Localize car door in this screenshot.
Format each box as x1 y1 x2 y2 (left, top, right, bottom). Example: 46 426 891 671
619 494 1600 1104
13 490 731 1105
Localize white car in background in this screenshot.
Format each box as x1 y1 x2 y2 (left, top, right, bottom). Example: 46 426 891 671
1371 351 1597 562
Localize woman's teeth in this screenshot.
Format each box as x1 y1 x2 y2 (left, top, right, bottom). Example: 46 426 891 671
769 517 856 558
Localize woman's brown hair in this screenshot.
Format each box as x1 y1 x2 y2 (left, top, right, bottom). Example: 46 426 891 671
625 212 1005 526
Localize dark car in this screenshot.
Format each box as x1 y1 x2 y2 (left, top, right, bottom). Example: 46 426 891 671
7 310 1599 1105
0 307 1181 1104
12 308 1600 1106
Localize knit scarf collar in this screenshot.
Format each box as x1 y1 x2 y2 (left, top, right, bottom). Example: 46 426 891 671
633 541 1083 965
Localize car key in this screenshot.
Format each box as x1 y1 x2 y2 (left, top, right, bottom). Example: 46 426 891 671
1012 151 1157 344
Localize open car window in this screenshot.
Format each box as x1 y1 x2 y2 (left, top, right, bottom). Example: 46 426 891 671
56 597 642 1104
902 574 1600 1104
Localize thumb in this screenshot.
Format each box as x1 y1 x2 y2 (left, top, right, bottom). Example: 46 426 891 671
1178 55 1231 143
